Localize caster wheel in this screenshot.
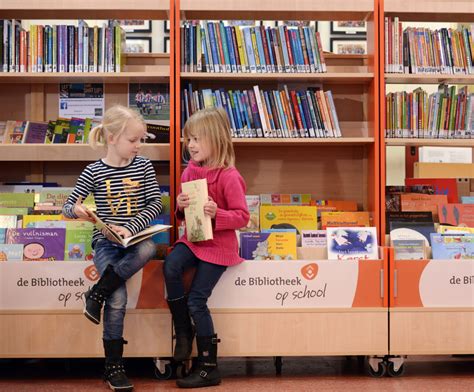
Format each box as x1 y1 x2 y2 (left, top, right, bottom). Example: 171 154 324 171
154 363 173 380
387 362 405 377
367 361 387 378
274 356 282 375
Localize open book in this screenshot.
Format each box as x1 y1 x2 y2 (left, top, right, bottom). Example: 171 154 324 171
85 208 171 248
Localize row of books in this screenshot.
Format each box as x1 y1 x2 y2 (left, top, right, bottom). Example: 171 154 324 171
385 85 474 139
0 20 125 73
182 85 341 138
385 17 474 74
0 118 171 144
181 21 326 74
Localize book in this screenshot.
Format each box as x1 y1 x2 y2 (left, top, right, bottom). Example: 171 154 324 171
389 221 435 245
86 208 171 248
431 233 474 260
438 204 474 228
241 195 260 232
405 178 459 204
0 193 35 207
260 205 318 234
0 244 24 261
392 239 426 260
326 227 378 260
400 193 448 221
386 211 433 234
301 230 327 248
320 211 370 229
64 221 94 261
181 178 213 242
5 228 66 261
419 147 472 163
240 231 297 260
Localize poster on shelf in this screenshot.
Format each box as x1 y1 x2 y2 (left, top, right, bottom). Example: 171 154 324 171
0 261 166 310
59 83 105 119
208 259 384 309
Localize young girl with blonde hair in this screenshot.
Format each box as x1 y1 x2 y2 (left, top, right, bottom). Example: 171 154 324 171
63 104 162 392
164 107 249 388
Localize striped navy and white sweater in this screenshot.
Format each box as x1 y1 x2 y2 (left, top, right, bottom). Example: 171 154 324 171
63 156 162 246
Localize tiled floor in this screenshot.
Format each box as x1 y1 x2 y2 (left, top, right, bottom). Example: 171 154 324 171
0 355 473 391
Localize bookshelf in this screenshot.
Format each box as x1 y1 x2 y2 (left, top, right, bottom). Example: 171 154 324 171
380 0 474 368
0 1 174 360
175 0 387 363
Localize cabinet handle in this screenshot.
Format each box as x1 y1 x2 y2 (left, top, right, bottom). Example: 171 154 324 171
394 269 398 298
380 269 384 298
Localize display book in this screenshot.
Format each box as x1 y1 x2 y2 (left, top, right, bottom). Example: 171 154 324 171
85 208 171 248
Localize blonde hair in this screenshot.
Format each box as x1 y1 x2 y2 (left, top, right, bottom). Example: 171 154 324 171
183 107 235 168
88 105 146 149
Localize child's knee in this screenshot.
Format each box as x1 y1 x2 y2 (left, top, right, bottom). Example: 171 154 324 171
137 239 156 261
107 286 127 310
187 295 205 317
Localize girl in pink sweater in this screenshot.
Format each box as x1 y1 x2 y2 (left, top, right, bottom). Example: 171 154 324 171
164 107 249 388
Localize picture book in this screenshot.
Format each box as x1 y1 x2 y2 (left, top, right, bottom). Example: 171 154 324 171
0 228 5 243
5 228 66 261
181 179 213 242
438 204 474 228
438 225 474 234
22 215 62 228
320 211 370 229
23 121 49 144
430 234 474 260
0 244 24 261
405 178 459 203
400 194 448 221
390 227 430 246
392 239 426 260
241 195 260 232
389 221 435 245
65 221 94 261
386 211 433 234
260 205 318 234
385 185 434 212
86 208 171 248
0 207 30 215
3 120 27 144
326 200 358 211
260 193 312 206
0 193 35 208
240 232 297 260
0 215 18 228
301 230 327 248
326 227 378 260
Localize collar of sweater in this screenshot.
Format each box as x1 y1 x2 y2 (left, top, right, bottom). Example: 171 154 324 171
186 159 225 184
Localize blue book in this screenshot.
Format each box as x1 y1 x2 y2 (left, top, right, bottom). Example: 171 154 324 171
461 196 474 204
288 30 300 72
296 92 309 136
233 91 247 136
0 244 23 261
303 27 315 72
200 27 210 73
431 233 474 260
218 22 231 72
254 26 267 72
236 91 251 136
278 26 290 72
273 91 289 136
225 26 237 72
240 232 297 260
207 22 219 72
219 90 236 136
242 27 256 73
327 227 378 260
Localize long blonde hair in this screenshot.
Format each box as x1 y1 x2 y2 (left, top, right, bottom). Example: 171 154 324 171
88 105 146 149
183 107 235 168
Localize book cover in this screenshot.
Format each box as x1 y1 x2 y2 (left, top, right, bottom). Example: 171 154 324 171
65 221 94 261
386 211 433 234
438 225 474 234
326 200 358 211
385 185 435 212
0 215 18 228
301 230 327 248
22 214 62 228
0 193 35 208
5 228 66 261
461 196 474 204
23 121 48 144
389 221 435 245
241 195 260 232
326 227 378 260
0 244 24 261
181 178 213 242
320 211 370 229
438 204 474 227
240 231 297 260
431 233 474 260
145 123 170 143
260 205 318 234
405 178 459 203
400 193 448 221
392 239 426 260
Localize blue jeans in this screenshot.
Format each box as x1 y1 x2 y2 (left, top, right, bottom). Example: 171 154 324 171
163 243 227 337
93 238 156 340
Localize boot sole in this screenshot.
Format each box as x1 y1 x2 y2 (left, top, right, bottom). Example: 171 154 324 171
83 308 100 325
106 380 134 391
176 379 221 388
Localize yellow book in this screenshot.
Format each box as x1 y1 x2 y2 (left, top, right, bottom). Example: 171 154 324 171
320 211 371 229
260 205 318 234
235 26 248 72
22 215 62 228
240 231 297 260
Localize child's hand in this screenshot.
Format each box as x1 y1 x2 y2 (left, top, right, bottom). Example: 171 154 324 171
108 224 132 239
204 196 217 218
73 197 96 223
177 192 192 210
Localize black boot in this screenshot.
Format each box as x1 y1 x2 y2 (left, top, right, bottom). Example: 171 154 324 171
176 334 221 388
167 297 195 361
103 338 134 392
84 264 125 325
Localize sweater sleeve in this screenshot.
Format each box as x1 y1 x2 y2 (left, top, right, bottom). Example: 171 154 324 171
62 165 95 219
214 170 250 231
123 160 162 236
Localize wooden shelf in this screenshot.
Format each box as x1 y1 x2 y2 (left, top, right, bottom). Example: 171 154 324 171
179 0 374 20
0 0 169 19
0 144 170 161
386 138 474 147
232 137 374 146
385 73 474 85
385 0 474 22
0 72 170 84
181 67 374 84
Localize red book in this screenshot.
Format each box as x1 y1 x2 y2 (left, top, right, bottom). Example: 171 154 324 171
405 178 458 203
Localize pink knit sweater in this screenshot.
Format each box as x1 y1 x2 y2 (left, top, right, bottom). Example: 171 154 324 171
175 160 250 266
